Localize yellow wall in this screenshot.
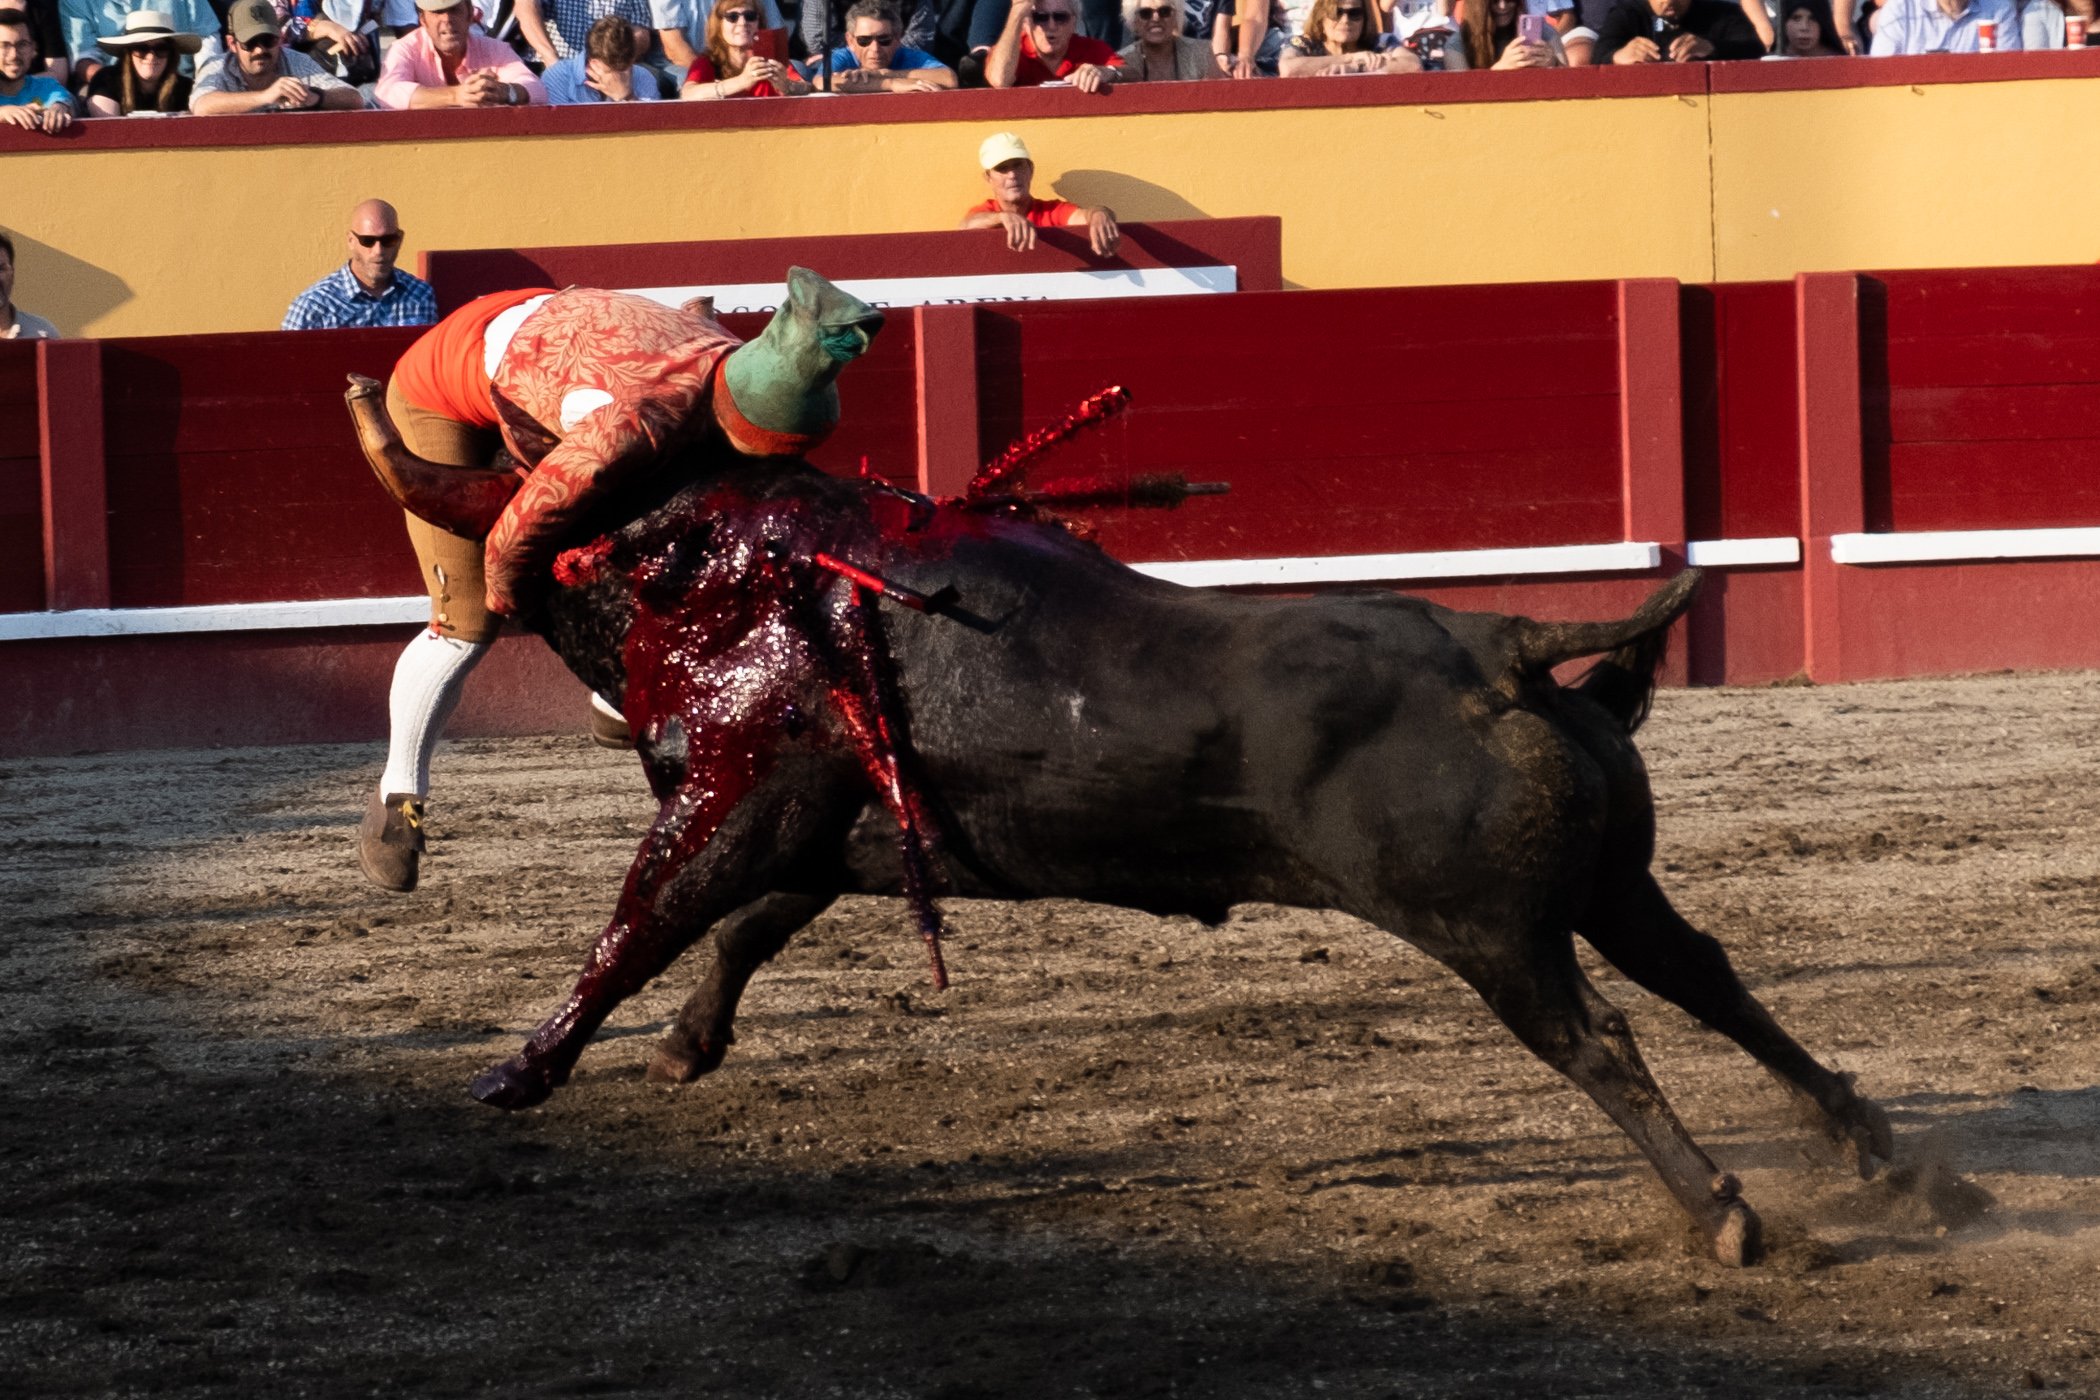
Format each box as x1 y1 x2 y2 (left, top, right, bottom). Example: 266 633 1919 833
4 73 2094 338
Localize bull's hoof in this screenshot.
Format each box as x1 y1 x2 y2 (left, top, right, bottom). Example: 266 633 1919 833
1711 1200 1763 1268
469 1056 554 1111
645 1035 728 1085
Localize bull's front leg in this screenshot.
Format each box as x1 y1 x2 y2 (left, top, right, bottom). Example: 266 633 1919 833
470 752 843 1111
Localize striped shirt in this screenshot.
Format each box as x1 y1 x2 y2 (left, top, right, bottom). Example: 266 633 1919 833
281 264 438 332
543 0 652 58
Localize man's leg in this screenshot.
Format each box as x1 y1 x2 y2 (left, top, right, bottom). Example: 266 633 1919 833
360 382 504 892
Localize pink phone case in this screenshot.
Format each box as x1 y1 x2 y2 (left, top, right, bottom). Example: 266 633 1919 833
1517 13 1545 43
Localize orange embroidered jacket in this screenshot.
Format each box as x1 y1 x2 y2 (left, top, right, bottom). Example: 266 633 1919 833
394 286 814 617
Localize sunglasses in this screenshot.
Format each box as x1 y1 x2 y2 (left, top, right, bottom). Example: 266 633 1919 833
1033 9 1075 23
134 44 174 57
850 30 895 44
354 231 405 249
237 31 279 50
719 8 759 20
1332 6 1364 15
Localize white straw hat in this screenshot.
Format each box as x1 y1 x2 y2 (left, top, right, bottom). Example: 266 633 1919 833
99 11 206 52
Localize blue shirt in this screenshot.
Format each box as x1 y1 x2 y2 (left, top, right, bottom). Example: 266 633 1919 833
1869 0 2023 52
0 74 74 109
542 53 665 104
799 42 943 76
282 265 438 332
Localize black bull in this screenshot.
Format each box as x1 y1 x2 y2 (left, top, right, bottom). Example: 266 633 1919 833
461 461 1891 1267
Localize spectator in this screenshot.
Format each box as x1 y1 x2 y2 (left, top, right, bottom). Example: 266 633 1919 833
804 0 957 88
282 199 438 331
653 0 781 92
2013 0 2078 44
1117 0 1223 75
373 0 546 107
0 5 74 127
83 9 197 113
513 0 652 71
984 0 1124 87
800 0 937 62
1277 0 1420 70
1449 0 1568 64
22 0 65 85
961 130 1122 256
0 231 60 339
679 2 810 94
59 0 218 88
277 1 381 86
1867 0 2019 47
191 0 359 107
1199 0 1284 76
1592 0 1765 60
545 11 666 99
1776 0 1843 50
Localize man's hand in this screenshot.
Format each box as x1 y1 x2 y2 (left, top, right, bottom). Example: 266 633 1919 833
1493 36 1552 67
1086 206 1119 258
0 103 40 130
997 210 1037 252
1381 46 1424 72
39 100 72 132
1218 50 1254 77
585 58 635 100
265 74 319 107
1612 34 1661 62
457 68 508 106
1834 27 1860 54
1668 31 1712 60
311 16 368 56
1069 61 1113 91
892 76 943 91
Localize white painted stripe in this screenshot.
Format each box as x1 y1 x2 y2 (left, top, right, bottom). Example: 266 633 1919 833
0 596 428 642
632 265 1239 317
1130 542 1661 589
0 541 1665 638
1685 536 1801 568
1831 526 2100 565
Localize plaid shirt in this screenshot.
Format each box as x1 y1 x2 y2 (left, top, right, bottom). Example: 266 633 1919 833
542 0 650 58
281 265 437 332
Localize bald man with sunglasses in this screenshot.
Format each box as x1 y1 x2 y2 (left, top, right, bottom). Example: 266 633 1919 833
984 0 1123 89
283 199 438 332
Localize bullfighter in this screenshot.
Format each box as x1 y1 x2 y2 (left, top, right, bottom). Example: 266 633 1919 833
353 270 882 892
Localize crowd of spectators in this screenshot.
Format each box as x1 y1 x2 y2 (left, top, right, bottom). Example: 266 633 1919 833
0 0 2094 136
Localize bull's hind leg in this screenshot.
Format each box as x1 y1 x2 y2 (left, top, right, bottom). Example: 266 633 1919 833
469 764 852 1111
646 891 837 1085
1578 871 1894 1177
1438 930 1763 1266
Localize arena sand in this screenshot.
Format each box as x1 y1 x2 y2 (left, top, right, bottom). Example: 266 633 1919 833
2 672 2098 1398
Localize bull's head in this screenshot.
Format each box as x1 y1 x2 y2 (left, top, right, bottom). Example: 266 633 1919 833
719 266 885 455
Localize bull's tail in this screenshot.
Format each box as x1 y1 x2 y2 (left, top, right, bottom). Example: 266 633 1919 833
1511 568 1704 732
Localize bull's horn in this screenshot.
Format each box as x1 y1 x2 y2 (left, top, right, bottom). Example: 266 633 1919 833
344 373 522 539
719 266 883 456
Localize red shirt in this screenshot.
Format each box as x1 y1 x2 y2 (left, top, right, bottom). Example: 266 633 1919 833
1015 31 1122 84
969 197 1084 228
685 54 782 97
392 286 554 429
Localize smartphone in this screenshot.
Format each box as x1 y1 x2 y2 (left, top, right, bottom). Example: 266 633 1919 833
1650 18 1681 56
1517 13 1545 43
753 26 787 61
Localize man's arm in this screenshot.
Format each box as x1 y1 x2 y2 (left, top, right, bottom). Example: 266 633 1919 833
983 0 1032 87
511 0 565 67
1703 4 1769 58
1590 2 1647 62
1063 202 1119 257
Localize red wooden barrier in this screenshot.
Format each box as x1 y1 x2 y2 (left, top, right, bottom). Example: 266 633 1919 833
15 260 2100 755
0 342 42 614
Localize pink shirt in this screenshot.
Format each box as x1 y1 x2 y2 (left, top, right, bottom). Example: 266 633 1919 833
373 29 548 110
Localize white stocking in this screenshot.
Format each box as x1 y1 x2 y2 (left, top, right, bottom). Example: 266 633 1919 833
378 629 491 800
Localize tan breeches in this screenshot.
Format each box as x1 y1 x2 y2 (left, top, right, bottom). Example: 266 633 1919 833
387 377 507 644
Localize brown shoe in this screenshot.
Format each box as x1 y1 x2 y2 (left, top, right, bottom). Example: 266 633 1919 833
589 700 635 750
358 789 426 892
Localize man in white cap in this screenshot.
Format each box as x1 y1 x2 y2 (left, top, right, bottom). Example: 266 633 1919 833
373 0 545 108
190 0 360 111
960 132 1121 257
